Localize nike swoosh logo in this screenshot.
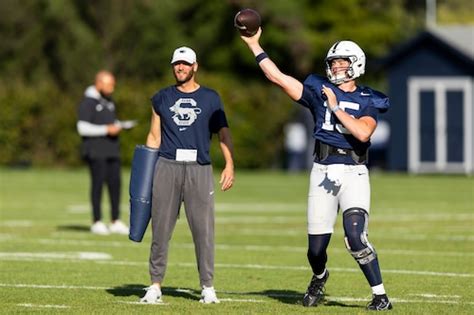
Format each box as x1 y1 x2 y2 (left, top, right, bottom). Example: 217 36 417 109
360 92 370 96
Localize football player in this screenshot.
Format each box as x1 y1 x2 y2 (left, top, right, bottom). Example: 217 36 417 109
240 28 392 311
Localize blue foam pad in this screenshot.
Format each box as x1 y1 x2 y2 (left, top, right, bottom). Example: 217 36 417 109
129 145 159 242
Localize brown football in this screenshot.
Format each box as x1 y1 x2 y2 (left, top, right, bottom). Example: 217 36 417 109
234 8 261 37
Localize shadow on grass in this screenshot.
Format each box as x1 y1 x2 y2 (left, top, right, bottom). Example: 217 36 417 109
255 289 301 305
106 285 362 308
106 284 199 301
106 284 144 298
57 224 90 232
235 290 361 309
323 297 361 308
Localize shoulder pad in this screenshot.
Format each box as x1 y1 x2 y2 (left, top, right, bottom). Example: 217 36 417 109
363 87 390 113
303 74 328 85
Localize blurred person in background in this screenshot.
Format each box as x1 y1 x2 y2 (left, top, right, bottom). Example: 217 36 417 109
284 121 308 172
77 70 130 235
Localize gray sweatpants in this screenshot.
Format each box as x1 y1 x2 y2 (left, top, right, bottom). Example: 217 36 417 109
149 157 215 287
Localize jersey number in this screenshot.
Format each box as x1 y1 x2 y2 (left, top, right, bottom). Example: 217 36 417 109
322 101 359 134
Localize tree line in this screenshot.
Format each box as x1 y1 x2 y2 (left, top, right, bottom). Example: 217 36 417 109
1 0 468 168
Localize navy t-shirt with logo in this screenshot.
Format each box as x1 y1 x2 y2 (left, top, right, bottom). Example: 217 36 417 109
151 85 228 165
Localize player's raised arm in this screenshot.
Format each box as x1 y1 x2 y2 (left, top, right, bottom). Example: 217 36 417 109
240 28 303 101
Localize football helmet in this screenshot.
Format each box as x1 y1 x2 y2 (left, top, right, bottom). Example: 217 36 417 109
325 40 366 84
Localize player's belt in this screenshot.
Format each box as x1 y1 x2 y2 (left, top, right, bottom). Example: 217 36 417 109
314 140 367 164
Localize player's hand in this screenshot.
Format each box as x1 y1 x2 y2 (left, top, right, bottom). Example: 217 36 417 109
219 166 234 191
107 124 122 136
240 27 262 46
322 85 338 110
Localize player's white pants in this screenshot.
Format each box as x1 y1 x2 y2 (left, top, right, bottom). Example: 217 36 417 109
307 163 370 234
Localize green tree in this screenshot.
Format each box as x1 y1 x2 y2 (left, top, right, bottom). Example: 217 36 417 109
3 0 462 168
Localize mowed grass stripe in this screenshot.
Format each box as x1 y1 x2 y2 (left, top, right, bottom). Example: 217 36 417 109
3 237 473 257
1 169 473 314
1 283 473 306
2 210 473 223
1 256 472 278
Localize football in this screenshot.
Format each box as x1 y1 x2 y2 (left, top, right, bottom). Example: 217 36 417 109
234 8 261 37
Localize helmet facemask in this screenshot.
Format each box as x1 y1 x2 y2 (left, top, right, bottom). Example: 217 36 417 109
325 41 366 85
325 57 356 85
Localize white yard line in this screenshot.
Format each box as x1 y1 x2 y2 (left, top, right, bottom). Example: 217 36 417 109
235 229 474 242
66 204 89 213
214 204 474 222
219 298 265 303
100 261 474 278
409 293 461 299
66 202 306 214
1 283 110 290
33 238 474 257
216 203 306 212
1 254 471 278
0 220 33 227
402 234 474 242
117 300 168 305
329 267 474 278
0 234 14 241
216 216 302 223
215 214 474 223
237 229 302 236
0 252 111 260
17 303 70 309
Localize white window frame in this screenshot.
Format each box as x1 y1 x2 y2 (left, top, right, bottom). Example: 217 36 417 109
408 77 473 174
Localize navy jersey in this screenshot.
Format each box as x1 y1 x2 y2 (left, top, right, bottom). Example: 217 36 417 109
151 85 228 165
297 74 389 164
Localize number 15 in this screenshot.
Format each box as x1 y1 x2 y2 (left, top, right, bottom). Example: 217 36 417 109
322 101 359 134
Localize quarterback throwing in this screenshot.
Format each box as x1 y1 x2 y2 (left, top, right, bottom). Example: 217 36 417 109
240 28 392 311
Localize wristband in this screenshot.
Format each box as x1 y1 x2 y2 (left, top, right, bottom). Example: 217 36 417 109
331 105 341 113
255 52 269 64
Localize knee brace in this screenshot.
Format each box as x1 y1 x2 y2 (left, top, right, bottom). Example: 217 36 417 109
343 208 377 265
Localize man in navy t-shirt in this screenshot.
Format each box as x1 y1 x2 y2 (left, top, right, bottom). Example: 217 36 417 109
240 29 392 311
140 47 235 304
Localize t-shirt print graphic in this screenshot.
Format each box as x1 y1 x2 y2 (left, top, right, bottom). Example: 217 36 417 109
169 98 202 131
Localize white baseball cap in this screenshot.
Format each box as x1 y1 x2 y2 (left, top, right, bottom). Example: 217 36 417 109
171 46 197 64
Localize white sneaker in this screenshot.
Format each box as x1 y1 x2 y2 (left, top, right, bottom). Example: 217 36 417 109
109 220 129 235
200 286 220 304
140 285 162 303
90 221 109 235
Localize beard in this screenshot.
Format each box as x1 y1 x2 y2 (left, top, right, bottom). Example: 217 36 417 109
174 68 195 85
99 91 113 100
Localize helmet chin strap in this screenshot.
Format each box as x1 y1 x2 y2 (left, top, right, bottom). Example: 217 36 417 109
329 71 353 85
327 65 356 84
332 73 347 84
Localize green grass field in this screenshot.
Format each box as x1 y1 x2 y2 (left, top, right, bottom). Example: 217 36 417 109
0 168 473 314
